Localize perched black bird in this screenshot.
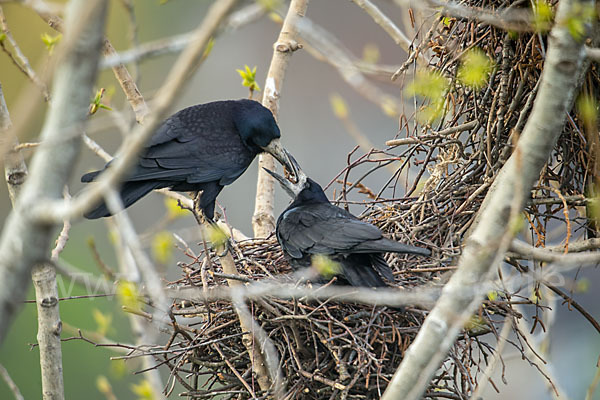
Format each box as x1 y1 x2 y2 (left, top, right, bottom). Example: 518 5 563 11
265 169 431 287
82 99 297 220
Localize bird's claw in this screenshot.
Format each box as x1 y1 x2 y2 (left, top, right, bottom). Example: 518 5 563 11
217 240 233 257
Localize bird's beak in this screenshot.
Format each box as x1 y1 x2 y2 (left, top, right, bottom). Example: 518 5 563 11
261 138 301 183
263 167 305 198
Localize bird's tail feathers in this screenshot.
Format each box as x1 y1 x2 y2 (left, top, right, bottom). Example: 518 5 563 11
81 170 102 183
370 254 395 282
356 238 431 257
341 261 388 287
84 180 164 219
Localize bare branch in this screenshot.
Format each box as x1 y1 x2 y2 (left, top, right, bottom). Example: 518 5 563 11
253 0 309 238
104 189 169 315
351 0 412 53
0 84 27 204
167 279 441 308
219 247 281 394
386 121 479 146
103 189 166 399
510 239 600 265
0 364 23 400
381 0 593 398
297 17 404 115
31 263 65 400
100 3 265 69
0 6 50 100
102 39 149 124
394 0 536 32
469 317 512 399
0 0 107 348
512 303 569 398
585 46 600 61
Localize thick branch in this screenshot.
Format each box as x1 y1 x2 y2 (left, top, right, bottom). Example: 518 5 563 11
510 239 600 264
253 0 309 238
382 1 593 398
219 251 283 395
103 190 166 399
1 84 65 400
32 263 64 400
0 0 107 345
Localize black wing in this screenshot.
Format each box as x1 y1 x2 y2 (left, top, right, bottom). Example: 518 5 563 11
129 102 256 185
277 202 383 259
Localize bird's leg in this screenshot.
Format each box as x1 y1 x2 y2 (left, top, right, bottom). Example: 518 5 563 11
192 190 231 257
191 190 209 225
216 239 233 257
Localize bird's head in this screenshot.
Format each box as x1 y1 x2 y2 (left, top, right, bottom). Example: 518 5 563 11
234 99 300 182
263 167 328 204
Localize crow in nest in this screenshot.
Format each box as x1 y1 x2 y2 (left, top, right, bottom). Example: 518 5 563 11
81 99 298 220
264 168 431 287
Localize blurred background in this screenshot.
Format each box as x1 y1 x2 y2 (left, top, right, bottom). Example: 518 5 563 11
0 1 598 399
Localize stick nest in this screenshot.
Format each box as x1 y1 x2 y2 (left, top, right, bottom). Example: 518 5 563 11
160 3 597 398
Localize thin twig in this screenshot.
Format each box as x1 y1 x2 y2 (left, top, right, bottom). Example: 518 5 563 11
0 364 23 400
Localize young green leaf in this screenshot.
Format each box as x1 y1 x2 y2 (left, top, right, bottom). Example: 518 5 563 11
405 70 448 99
116 281 142 311
257 0 283 11
89 88 112 115
457 48 494 90
532 0 554 32
131 379 155 400
236 64 261 93
577 94 598 128
40 32 61 54
205 224 230 249
202 37 215 59
564 3 595 41
362 43 380 64
152 231 174 264
311 254 342 278
92 309 113 336
330 93 348 119
164 197 188 219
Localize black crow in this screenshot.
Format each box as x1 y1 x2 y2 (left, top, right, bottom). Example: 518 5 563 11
82 99 297 220
265 169 430 287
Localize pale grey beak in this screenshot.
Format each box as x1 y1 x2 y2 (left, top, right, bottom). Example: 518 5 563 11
263 167 306 198
261 138 300 183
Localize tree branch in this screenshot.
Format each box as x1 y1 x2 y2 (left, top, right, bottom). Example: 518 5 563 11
32 262 65 400
253 0 309 238
296 16 404 116
0 364 23 400
103 189 166 399
350 0 412 53
218 250 284 395
381 0 593 398
2 81 67 400
509 239 600 264
0 0 107 348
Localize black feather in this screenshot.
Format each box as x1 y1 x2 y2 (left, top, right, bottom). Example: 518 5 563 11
81 99 281 219
276 178 430 287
